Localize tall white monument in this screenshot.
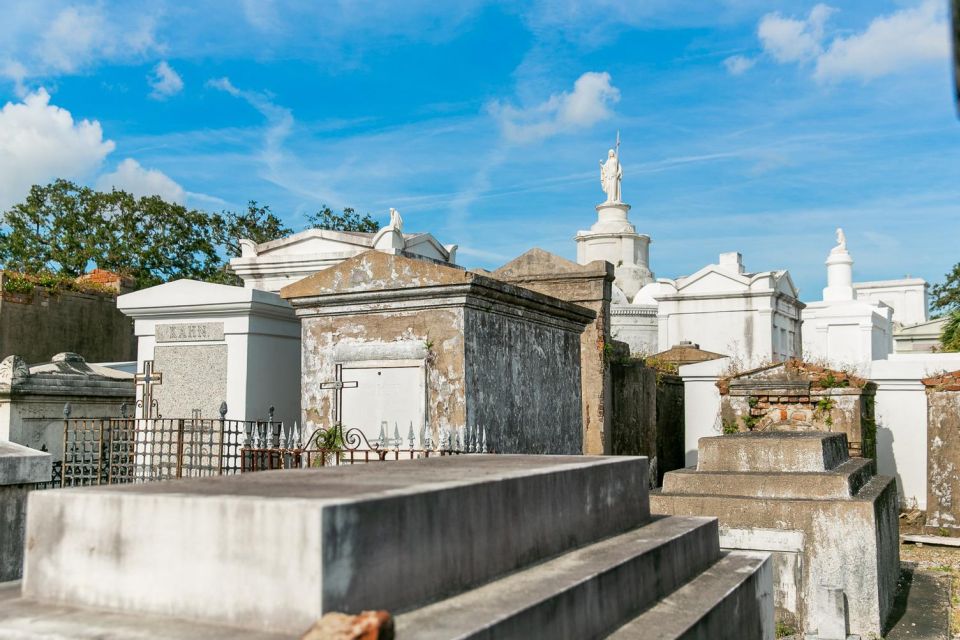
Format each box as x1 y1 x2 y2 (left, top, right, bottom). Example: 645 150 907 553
802 229 893 366
576 136 658 353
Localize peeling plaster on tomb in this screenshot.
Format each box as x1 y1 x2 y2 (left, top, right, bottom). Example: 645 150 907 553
281 251 594 453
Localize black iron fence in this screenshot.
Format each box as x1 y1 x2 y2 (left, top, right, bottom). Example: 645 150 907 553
58 407 490 487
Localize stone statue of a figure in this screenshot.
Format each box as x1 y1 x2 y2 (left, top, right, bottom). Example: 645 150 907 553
835 227 846 250
599 148 622 203
389 207 403 231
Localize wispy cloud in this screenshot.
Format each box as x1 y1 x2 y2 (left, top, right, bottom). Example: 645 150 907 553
488 72 620 144
148 61 183 100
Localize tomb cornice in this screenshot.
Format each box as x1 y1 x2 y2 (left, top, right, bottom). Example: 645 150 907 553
289 283 595 333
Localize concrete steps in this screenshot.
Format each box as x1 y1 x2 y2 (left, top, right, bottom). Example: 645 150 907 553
395 516 751 640
11 455 774 638
607 551 773 640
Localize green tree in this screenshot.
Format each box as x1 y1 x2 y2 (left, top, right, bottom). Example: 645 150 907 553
0 180 223 288
208 201 292 285
932 262 960 352
306 205 380 233
213 201 292 258
0 180 106 277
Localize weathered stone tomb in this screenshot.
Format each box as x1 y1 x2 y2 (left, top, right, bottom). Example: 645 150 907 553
651 432 899 637
718 359 877 458
7 455 774 638
281 251 594 453
0 352 133 459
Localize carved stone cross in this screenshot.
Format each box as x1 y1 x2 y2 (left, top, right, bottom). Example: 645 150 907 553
319 363 358 426
134 360 163 418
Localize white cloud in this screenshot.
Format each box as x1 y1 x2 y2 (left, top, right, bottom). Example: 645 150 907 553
489 71 620 144
758 4 834 64
0 4 158 90
96 158 186 204
724 55 756 76
149 61 184 99
0 88 114 209
815 1 949 82
753 1 948 82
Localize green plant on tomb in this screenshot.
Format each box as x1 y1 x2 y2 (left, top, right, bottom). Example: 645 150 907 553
722 419 739 435
748 395 759 408
775 620 797 638
814 397 835 427
819 371 850 389
2 275 34 294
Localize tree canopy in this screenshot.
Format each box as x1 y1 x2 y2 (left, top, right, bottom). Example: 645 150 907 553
306 205 380 233
0 181 292 289
932 261 960 352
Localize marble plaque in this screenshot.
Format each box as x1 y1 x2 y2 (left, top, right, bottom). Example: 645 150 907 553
153 344 228 418
156 322 225 343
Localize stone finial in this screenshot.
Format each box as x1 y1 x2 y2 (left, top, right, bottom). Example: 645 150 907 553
0 355 30 385
824 228 854 302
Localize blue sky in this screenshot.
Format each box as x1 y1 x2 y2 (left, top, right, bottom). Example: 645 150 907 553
0 0 956 301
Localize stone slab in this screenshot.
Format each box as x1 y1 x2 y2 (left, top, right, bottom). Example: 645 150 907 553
23 455 650 634
697 433 849 473
0 581 287 640
607 551 774 640
0 441 51 486
394 515 720 639
662 458 875 500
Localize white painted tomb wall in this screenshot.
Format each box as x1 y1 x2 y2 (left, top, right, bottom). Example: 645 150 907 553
678 356 730 467
869 352 960 510
853 278 929 327
657 253 803 366
118 280 300 426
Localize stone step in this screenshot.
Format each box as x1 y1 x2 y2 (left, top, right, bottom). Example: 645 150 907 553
393 515 721 640
696 432 849 473
661 458 875 500
23 455 651 634
607 551 773 640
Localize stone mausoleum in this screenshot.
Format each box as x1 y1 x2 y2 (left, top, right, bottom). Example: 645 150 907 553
281 251 594 454
0 352 133 460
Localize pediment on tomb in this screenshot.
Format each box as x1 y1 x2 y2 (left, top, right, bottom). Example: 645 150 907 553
493 248 606 280
280 250 472 299
676 268 750 295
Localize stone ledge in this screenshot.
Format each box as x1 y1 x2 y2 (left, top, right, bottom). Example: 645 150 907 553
696 432 849 473
661 458 876 500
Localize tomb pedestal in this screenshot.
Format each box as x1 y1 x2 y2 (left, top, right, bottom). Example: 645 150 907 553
575 201 653 302
10 455 775 638
923 370 960 535
651 432 899 637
